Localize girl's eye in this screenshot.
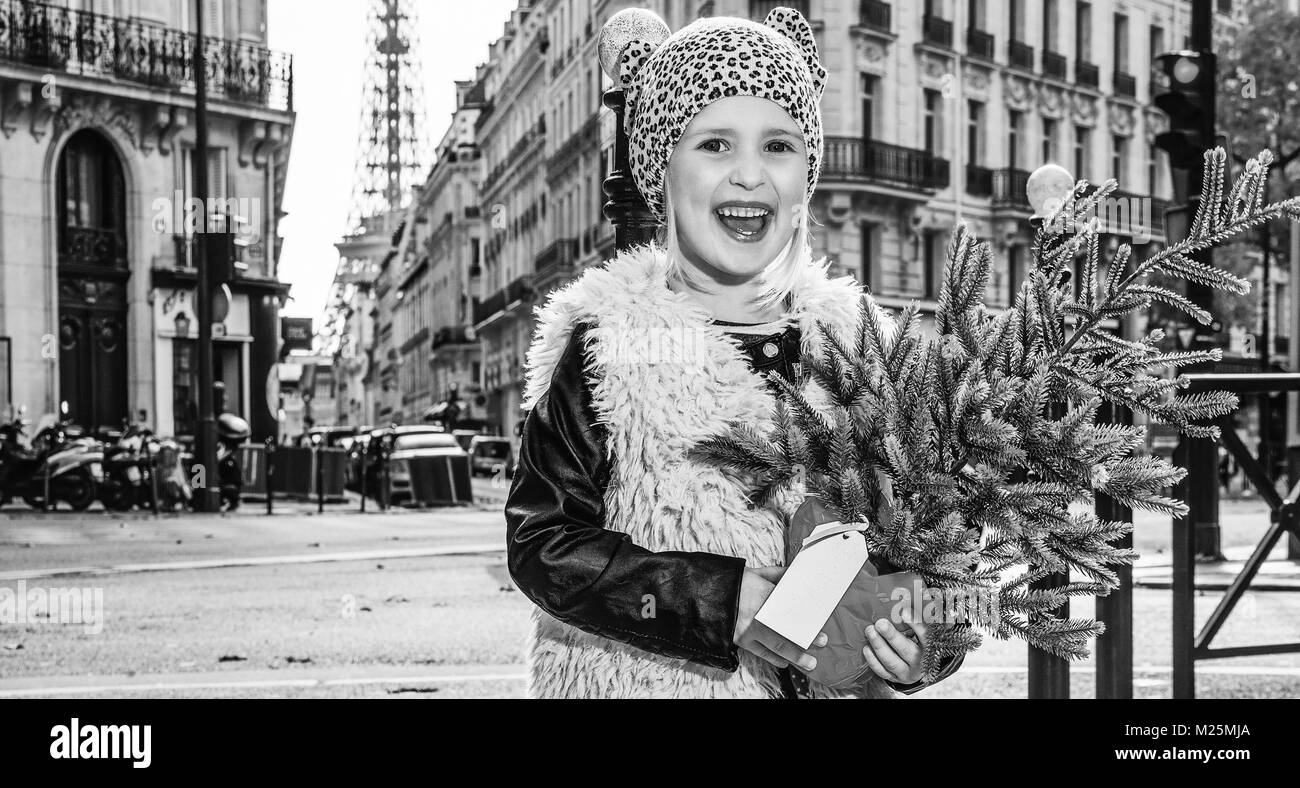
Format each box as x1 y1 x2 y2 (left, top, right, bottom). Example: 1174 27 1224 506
698 139 797 153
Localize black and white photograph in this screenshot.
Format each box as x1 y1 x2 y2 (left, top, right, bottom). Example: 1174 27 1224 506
1 0 1299 749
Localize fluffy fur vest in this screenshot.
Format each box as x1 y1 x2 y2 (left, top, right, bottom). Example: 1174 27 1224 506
519 242 896 699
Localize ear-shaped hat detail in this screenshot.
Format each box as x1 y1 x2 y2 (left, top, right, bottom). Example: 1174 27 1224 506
763 6 827 97
617 39 659 92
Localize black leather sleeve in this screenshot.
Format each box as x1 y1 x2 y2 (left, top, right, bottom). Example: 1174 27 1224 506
505 322 747 672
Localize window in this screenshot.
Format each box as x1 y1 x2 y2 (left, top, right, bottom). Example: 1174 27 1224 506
860 222 876 291
1075 2 1091 60
1149 24 1164 59
967 100 984 164
1007 245 1023 304
860 73 877 141
1042 117 1058 163
1043 0 1058 51
924 89 942 153
1074 125 1090 179
923 232 941 299
1008 110 1023 169
1009 0 1025 41
1111 134 1127 181
968 0 985 28
1113 13 1129 72
1147 143 1159 195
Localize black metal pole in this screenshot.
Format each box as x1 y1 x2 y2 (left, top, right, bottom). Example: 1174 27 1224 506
1259 162 1274 486
1096 401 1134 699
264 436 274 515
359 445 367 512
146 439 159 513
316 443 324 513
1181 0 1223 560
193 0 219 512
1172 436 1197 698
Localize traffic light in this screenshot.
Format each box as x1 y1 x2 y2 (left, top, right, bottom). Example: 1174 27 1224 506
1153 51 1216 201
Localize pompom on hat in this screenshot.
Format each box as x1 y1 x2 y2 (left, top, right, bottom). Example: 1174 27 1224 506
601 6 828 224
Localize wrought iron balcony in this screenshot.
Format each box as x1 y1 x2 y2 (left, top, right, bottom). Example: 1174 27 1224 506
857 0 891 33
750 0 808 20
966 28 994 60
1008 39 1034 70
0 0 293 111
1043 50 1067 79
473 274 535 325
535 238 577 282
992 167 1031 210
61 226 125 267
1076 59 1099 89
430 326 475 350
965 164 993 197
922 15 953 48
823 137 950 192
1113 71 1137 98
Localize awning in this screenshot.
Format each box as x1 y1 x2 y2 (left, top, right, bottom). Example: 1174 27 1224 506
422 400 467 421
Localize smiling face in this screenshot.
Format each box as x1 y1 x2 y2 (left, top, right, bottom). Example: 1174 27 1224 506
664 95 808 289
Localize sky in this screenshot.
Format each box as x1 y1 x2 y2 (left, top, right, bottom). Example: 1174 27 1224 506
267 0 521 324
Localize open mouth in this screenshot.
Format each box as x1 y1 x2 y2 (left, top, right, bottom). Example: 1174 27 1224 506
714 205 773 242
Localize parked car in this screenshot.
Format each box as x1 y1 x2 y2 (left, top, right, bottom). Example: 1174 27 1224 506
295 426 358 448
451 429 480 452
468 436 514 478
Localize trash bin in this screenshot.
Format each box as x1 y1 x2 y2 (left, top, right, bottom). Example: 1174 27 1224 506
407 449 473 505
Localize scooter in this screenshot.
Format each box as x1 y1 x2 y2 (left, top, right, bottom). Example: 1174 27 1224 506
0 409 103 511
100 423 156 512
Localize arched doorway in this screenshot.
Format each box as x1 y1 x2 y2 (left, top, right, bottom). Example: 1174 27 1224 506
55 129 129 433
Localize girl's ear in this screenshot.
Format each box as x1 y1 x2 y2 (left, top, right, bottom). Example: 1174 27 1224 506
617 38 660 92
763 6 827 98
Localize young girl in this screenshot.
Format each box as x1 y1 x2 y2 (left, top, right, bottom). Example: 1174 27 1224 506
505 7 963 698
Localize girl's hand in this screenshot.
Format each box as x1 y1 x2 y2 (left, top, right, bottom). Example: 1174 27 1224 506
862 611 928 685
733 566 827 672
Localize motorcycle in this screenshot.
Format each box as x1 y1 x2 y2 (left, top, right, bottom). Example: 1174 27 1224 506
100 423 157 512
0 409 103 511
216 413 250 511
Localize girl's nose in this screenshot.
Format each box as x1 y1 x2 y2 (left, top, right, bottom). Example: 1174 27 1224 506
728 152 768 190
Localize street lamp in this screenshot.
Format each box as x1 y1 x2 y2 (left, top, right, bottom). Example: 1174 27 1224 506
174 312 191 338
598 9 668 252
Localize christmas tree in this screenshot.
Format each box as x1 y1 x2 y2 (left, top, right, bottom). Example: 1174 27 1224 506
688 149 1300 680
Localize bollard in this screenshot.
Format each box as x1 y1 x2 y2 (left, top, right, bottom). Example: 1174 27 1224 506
145 439 159 514
359 445 367 513
380 429 394 511
316 444 325 514
265 437 275 516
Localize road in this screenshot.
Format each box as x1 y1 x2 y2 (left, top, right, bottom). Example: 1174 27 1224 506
1 493 1298 698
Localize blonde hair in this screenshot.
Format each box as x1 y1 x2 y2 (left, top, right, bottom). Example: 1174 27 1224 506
655 177 819 314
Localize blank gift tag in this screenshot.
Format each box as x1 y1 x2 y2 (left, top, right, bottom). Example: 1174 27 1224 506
754 522 869 650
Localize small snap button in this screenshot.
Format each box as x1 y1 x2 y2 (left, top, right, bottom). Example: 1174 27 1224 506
762 342 778 358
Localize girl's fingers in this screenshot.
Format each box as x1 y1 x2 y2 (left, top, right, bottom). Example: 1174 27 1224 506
866 621 915 676
748 640 791 671
859 639 898 681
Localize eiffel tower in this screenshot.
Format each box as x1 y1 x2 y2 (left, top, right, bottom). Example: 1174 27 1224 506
346 0 432 231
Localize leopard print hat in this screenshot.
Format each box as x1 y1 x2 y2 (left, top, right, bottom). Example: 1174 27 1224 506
617 6 828 224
